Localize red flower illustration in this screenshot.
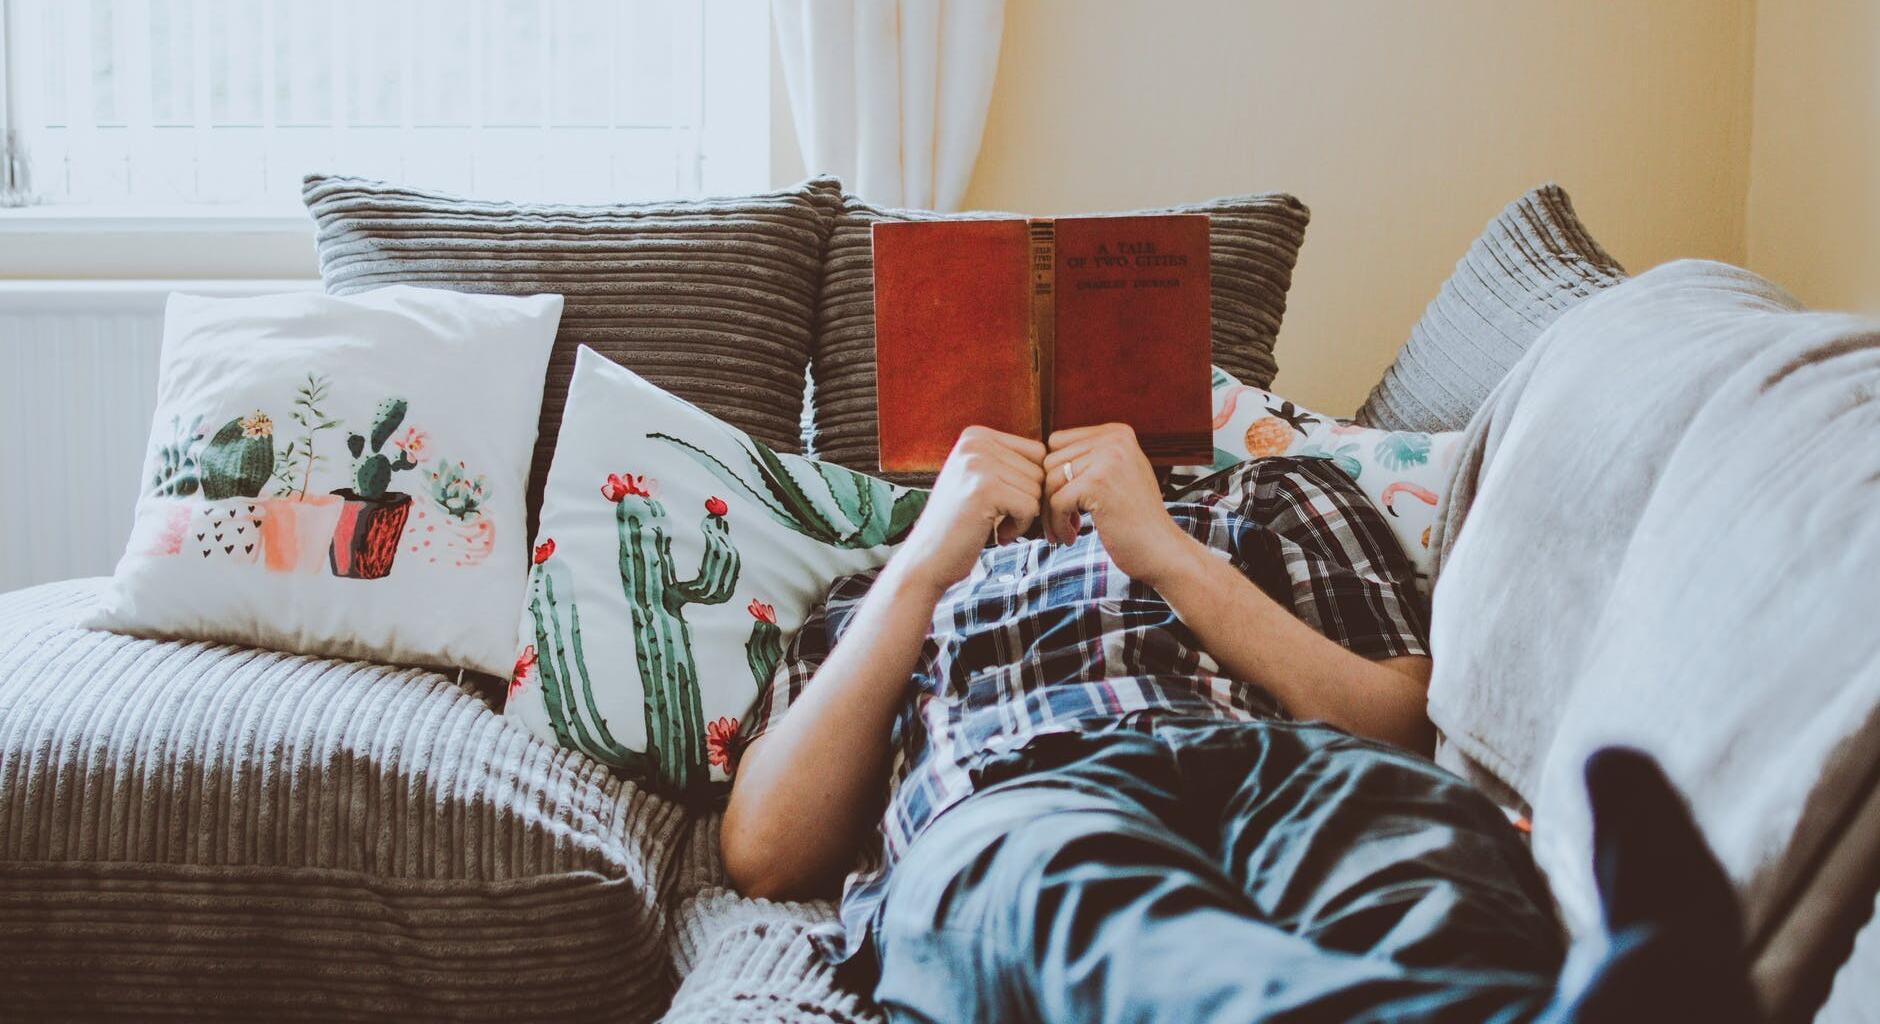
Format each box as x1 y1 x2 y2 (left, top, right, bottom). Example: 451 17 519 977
532 538 556 564
705 716 745 773
747 599 776 624
509 645 538 698
601 472 651 502
704 495 728 517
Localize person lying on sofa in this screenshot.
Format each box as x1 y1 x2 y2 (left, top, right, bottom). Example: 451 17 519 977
722 423 1755 1023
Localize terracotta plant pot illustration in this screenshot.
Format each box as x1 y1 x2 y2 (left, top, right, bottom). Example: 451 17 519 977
329 489 413 579
259 494 343 573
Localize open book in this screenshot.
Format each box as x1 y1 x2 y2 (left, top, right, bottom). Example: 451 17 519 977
871 214 1213 473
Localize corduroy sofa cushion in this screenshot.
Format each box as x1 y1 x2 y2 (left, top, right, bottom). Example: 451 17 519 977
807 191 1310 483
0 579 694 1022
302 175 845 528
1355 184 1625 432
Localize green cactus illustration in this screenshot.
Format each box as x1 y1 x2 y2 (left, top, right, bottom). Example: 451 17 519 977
745 601 783 690
346 397 420 499
525 557 648 776
151 413 206 497
649 432 927 549
606 474 741 796
199 412 276 500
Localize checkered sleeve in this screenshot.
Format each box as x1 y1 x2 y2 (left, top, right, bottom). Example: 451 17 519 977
1223 457 1431 660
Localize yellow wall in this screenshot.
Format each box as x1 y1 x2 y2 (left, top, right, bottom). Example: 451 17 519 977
956 0 1758 414
1746 0 1880 315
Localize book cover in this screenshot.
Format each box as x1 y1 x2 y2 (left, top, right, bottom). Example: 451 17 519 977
872 214 1212 473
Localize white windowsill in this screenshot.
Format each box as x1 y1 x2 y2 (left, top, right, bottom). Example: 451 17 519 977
0 204 313 234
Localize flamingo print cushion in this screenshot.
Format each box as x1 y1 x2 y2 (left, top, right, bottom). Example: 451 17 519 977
86 286 561 674
506 347 926 798
1171 367 1462 594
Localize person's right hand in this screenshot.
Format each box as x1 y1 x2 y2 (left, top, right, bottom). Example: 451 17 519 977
891 426 1046 594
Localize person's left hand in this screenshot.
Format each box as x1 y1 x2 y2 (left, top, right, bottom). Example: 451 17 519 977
1043 423 1195 586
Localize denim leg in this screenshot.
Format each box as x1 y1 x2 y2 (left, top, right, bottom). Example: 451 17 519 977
1208 720 1565 977
872 730 1558 1024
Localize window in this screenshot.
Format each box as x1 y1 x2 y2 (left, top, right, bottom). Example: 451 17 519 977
0 0 769 212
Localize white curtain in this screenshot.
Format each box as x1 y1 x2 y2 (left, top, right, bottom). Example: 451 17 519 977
772 0 1005 211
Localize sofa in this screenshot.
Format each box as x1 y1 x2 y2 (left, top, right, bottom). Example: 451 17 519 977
1 180 1875 1023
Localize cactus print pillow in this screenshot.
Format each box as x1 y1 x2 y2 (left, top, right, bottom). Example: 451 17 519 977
87 286 562 674
1168 367 1463 594
506 346 926 798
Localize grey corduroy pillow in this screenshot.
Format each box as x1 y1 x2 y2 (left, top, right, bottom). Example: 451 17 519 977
302 174 844 528
807 191 1311 483
1356 184 1625 432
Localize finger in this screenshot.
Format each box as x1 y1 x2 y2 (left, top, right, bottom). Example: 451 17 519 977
992 458 1052 499
1045 446 1117 513
984 440 1048 484
1042 436 1099 474
1047 477 1088 543
994 432 1049 466
965 426 1048 466
992 479 1040 544
1047 423 1124 451
1039 452 1079 543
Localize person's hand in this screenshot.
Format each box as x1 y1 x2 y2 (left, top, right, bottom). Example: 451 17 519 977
1044 423 1194 586
892 426 1046 594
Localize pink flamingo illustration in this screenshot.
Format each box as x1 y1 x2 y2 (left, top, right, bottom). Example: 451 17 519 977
1380 481 1440 518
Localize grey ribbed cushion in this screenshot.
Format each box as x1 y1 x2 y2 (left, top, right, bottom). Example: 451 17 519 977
1355 184 1625 432
303 175 845 528
808 191 1310 482
0 579 692 1022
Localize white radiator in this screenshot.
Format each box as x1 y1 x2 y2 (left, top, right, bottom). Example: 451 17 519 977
0 281 318 593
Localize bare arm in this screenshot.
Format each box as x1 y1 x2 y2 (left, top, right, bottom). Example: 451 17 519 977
1145 537 1432 752
1043 424 1433 754
722 428 1047 900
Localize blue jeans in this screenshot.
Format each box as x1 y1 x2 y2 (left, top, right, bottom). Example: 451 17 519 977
870 716 1565 1023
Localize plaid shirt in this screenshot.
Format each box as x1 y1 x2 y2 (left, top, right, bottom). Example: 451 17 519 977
743 455 1430 964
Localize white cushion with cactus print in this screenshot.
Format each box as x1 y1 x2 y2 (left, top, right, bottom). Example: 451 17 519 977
506 347 926 798
1171 367 1462 594
87 286 561 674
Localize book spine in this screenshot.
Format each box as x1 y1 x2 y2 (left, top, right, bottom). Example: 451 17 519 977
1029 218 1057 439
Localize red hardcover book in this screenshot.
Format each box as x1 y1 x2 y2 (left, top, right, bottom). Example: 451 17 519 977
872 214 1212 473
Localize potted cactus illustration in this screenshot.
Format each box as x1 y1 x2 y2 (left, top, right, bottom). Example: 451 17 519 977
607 473 742 796
174 411 276 565
329 397 423 580
428 457 495 567
136 414 210 556
259 374 343 573
649 431 927 549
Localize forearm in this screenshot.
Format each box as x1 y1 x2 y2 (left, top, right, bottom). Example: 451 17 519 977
722 558 946 898
1152 535 1434 753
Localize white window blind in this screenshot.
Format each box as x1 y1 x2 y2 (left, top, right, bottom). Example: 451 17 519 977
0 0 769 211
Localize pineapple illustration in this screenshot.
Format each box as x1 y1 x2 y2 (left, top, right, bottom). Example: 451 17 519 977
1243 416 1294 458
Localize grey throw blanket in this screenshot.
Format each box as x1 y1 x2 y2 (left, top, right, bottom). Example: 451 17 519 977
1425 260 1880 961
